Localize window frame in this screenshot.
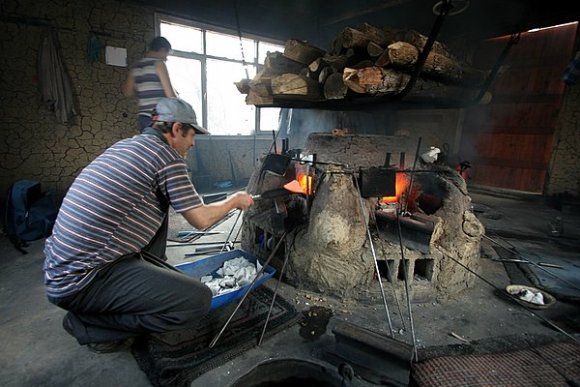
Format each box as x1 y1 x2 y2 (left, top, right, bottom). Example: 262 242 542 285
154 13 284 136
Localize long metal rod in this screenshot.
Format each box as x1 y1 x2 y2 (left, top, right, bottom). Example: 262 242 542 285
402 137 422 215
353 176 393 336
220 209 242 253
483 234 580 291
258 247 290 346
374 222 407 330
435 244 579 344
209 233 287 348
396 210 419 361
367 227 394 336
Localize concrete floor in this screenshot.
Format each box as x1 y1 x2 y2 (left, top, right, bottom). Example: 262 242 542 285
1 188 579 387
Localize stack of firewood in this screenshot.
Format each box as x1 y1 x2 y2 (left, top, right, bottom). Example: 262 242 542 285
236 23 489 106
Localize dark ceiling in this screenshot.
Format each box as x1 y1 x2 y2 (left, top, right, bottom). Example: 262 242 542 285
132 0 580 47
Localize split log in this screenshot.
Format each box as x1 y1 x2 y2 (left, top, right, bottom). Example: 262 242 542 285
376 41 486 86
342 24 397 49
283 39 326 65
367 41 385 58
323 72 348 100
308 57 325 73
264 51 304 74
249 69 273 97
235 78 251 94
343 67 410 95
341 27 373 49
322 54 348 72
402 30 456 60
359 23 399 46
245 90 273 106
343 65 491 102
318 66 335 84
271 73 323 100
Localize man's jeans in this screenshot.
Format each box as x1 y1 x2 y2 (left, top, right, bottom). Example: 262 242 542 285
49 216 212 345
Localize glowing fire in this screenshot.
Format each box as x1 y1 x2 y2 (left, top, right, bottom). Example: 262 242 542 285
297 174 314 195
381 173 408 204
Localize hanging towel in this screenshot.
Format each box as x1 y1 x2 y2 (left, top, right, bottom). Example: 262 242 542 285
39 30 77 123
561 52 580 85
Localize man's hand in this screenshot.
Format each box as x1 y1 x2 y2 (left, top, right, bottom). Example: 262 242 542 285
231 191 254 210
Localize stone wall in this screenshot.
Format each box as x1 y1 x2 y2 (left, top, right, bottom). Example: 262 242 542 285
546 82 580 196
0 0 276 203
0 0 154 199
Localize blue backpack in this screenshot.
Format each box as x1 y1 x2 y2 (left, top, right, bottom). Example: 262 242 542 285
3 180 59 254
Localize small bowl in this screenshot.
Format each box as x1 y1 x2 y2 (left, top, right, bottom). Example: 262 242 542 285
506 284 556 310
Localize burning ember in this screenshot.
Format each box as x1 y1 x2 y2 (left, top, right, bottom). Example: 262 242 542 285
297 174 314 195
381 173 408 204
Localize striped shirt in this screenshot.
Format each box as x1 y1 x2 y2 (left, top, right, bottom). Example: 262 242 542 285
132 58 166 117
43 133 202 299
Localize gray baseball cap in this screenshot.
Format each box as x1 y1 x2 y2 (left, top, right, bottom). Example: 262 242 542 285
154 98 209 135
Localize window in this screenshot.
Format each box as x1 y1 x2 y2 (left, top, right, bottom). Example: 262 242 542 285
157 15 284 135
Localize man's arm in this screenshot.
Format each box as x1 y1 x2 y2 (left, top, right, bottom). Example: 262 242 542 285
181 192 254 230
156 61 177 98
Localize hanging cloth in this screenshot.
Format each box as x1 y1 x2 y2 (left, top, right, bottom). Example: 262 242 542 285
39 29 77 123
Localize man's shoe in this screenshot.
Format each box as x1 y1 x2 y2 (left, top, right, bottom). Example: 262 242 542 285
86 337 135 354
62 314 74 335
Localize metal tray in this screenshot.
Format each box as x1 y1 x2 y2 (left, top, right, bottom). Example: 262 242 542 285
176 249 276 310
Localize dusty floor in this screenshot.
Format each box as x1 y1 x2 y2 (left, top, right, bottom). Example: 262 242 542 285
1 187 579 386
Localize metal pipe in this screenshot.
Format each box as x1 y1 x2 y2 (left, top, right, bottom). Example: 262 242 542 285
353 176 394 336
209 233 287 348
220 209 242 253
403 137 422 215
396 210 419 361
374 222 406 330
258 247 291 346
483 234 580 291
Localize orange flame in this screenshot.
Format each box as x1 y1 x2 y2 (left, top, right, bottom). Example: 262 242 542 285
297 174 314 195
381 173 408 204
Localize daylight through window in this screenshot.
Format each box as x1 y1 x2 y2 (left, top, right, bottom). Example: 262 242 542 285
157 15 284 135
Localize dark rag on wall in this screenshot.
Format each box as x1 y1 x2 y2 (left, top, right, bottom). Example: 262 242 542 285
39 30 77 123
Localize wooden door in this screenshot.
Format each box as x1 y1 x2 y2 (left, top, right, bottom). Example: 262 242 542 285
461 22 577 192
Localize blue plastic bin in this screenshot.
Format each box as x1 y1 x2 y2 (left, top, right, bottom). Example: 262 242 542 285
175 249 276 310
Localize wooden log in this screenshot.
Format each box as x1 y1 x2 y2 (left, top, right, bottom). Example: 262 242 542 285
341 27 373 49
271 73 323 100
322 54 348 72
308 57 325 73
402 30 456 60
264 51 304 74
283 39 326 65
318 66 335 84
246 90 273 106
359 23 397 46
324 72 348 100
343 66 409 95
367 41 385 58
235 78 251 94
329 35 343 55
249 68 273 97
377 41 486 86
